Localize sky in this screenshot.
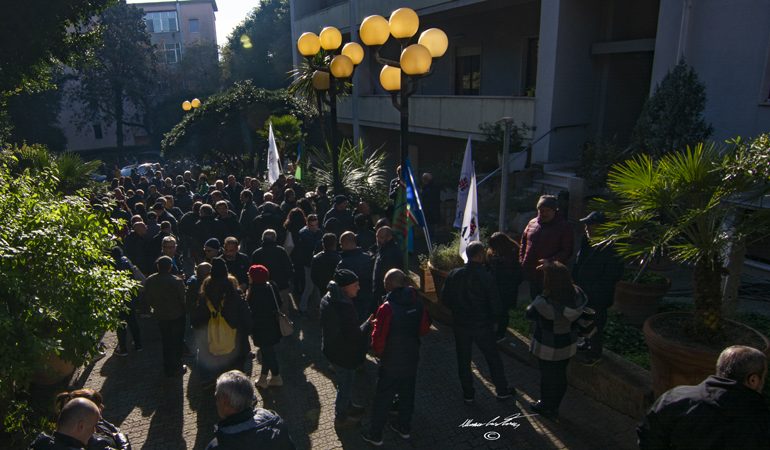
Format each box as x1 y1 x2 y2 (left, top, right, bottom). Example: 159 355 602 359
128 0 257 46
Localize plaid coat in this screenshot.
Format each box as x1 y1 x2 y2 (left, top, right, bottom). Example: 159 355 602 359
526 287 587 361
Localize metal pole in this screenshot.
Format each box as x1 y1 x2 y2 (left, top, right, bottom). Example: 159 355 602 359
349 0 361 145
499 117 513 231
329 77 341 194
400 72 409 184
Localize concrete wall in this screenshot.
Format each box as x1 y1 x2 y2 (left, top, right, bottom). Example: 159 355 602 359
534 0 601 163
652 0 770 142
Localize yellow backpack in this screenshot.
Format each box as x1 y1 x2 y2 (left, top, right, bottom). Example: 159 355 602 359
206 299 237 356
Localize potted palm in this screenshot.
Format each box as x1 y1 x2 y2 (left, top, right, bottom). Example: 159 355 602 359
593 139 770 397
613 268 671 326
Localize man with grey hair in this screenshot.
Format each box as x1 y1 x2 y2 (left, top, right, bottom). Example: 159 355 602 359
638 345 770 449
441 241 515 404
30 397 101 449
251 229 294 313
207 370 294 449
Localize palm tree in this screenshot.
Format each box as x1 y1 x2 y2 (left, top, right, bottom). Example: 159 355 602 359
309 139 388 206
593 140 770 340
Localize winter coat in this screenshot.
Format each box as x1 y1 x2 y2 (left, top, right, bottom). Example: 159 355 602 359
638 375 770 450
519 215 574 284
29 432 86 450
487 253 522 308
441 261 502 328
337 248 374 303
572 236 624 310
247 281 283 347
526 287 587 361
123 231 153 275
251 209 286 246
206 407 295 450
311 250 341 294
319 282 372 369
178 211 199 241
144 272 186 321
223 252 251 287
371 287 431 377
372 239 403 301
215 211 241 242
89 419 131 450
296 226 323 267
323 207 354 231
251 242 294 290
193 216 218 248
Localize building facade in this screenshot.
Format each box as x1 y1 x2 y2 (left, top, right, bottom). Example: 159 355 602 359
290 0 770 174
59 0 218 153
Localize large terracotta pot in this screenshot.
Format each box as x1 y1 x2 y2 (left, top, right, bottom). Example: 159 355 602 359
643 311 770 398
32 353 75 385
613 278 671 326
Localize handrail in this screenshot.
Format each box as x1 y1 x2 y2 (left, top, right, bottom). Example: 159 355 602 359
477 122 588 187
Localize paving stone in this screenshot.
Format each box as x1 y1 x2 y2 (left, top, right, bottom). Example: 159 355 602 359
81 314 639 449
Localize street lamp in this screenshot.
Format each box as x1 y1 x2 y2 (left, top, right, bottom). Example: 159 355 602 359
296 27 363 194
359 8 447 186
181 98 201 111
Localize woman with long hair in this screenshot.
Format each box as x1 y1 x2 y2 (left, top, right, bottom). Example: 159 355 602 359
246 264 284 388
526 261 587 419
191 258 252 385
486 232 522 343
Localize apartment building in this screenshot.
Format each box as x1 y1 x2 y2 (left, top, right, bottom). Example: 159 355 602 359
59 0 218 152
290 0 770 172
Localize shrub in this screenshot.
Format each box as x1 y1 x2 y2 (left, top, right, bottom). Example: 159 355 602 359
0 155 137 441
630 61 713 157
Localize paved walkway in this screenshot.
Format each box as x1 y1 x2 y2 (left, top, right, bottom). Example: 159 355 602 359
82 313 638 449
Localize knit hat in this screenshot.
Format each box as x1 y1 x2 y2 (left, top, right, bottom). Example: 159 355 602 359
210 257 228 280
248 264 270 284
333 269 358 287
536 195 558 210
204 238 221 250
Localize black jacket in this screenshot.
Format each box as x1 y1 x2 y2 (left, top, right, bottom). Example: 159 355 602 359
638 375 770 450
319 282 371 369
216 211 241 242
193 215 218 247
572 236 624 310
296 226 323 267
311 250 341 294
372 239 403 301
247 281 282 347
251 242 293 290
206 408 295 450
29 432 86 450
224 252 251 287
337 248 374 303
378 287 426 377
487 254 522 308
441 261 501 328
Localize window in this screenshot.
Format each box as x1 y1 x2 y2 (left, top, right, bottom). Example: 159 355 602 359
164 43 181 64
189 18 199 33
455 48 481 95
144 11 178 33
92 124 103 140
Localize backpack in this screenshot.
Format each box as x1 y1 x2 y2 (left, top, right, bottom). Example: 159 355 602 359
207 299 237 356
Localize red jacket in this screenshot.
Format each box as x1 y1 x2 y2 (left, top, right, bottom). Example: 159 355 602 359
519 215 574 283
371 287 431 376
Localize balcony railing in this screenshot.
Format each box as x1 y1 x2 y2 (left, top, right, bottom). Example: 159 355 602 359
336 95 536 139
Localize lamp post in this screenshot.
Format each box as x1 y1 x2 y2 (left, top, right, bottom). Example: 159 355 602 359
359 8 447 185
181 98 201 111
296 27 363 194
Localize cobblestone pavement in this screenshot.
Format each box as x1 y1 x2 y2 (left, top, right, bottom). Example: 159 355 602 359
83 312 638 449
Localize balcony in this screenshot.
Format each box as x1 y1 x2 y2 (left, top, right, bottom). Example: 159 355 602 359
336 95 536 140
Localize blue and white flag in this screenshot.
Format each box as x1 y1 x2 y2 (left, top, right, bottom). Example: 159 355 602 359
267 123 282 185
454 136 473 228
459 169 479 263
404 158 433 252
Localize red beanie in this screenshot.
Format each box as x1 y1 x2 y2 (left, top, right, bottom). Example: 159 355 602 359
248 264 270 284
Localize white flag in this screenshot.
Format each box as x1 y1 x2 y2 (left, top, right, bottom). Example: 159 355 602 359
459 169 479 263
267 123 282 185
453 136 473 228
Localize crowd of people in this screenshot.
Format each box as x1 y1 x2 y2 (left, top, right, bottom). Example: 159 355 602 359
30 165 770 449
